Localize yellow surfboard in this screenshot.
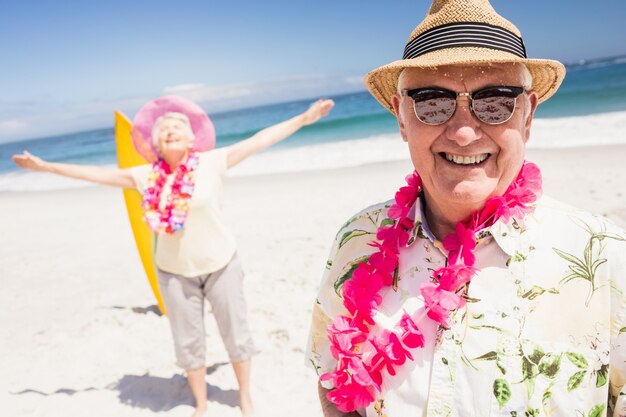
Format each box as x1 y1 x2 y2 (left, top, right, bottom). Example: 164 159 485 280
114 112 166 315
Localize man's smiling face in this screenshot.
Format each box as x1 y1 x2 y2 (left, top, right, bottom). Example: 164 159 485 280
392 63 538 216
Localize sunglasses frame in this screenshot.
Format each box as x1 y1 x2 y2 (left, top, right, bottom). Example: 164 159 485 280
401 85 525 126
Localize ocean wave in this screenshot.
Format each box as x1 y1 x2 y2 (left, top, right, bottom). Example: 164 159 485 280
567 55 626 70
529 110 626 148
231 111 626 175
2 111 625 192
228 133 407 177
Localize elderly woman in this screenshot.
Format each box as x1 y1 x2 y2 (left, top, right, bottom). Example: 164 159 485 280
12 96 334 417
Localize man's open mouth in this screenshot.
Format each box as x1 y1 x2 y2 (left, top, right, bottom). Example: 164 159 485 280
440 152 490 165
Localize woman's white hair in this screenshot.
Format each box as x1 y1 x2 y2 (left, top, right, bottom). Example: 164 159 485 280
151 112 195 147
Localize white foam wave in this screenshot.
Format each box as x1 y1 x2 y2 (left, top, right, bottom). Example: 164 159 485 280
2 111 625 192
568 56 626 69
228 133 408 177
0 166 117 192
529 111 626 148
229 111 626 176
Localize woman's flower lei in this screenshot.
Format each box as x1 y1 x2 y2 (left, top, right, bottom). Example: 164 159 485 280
142 152 200 234
321 161 543 412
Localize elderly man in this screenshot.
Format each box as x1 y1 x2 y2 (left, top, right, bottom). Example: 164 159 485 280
306 1 626 416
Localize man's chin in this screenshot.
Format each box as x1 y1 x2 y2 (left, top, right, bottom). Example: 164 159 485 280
444 181 497 206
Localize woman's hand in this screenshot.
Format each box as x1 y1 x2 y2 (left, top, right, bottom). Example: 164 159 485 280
12 151 49 172
226 98 335 169
301 99 335 126
11 150 136 189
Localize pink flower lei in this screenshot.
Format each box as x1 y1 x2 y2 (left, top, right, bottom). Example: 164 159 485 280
142 152 200 234
321 161 543 412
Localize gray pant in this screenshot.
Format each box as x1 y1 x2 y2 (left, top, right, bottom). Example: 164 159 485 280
157 253 256 370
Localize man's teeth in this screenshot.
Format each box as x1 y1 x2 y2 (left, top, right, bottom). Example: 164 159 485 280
444 153 489 165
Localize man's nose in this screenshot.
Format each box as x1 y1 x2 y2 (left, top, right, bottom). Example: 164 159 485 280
444 99 483 146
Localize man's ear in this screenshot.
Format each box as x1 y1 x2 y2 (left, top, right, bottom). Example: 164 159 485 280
391 94 408 142
523 91 539 143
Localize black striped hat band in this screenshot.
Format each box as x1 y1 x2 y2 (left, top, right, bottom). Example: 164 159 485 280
403 21 527 60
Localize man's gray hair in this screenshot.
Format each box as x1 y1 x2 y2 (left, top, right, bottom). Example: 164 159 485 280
519 65 533 120
152 112 195 146
397 63 533 93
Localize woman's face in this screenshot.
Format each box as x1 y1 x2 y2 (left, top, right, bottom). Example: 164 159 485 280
155 117 192 160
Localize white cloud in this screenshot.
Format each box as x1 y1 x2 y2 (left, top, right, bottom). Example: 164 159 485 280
162 83 253 103
0 73 367 143
344 75 365 85
162 74 367 113
162 83 206 93
0 96 154 143
0 120 28 132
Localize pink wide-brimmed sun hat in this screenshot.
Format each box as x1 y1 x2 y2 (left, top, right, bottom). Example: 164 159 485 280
131 95 216 162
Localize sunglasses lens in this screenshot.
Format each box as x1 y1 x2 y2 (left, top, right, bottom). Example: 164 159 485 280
407 86 523 125
411 89 456 125
472 87 519 124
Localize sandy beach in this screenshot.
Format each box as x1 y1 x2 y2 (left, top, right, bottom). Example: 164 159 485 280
1 144 625 417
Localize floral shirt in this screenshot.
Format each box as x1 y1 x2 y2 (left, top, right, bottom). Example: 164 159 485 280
306 196 626 417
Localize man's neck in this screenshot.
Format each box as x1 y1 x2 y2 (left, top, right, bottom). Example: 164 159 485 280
422 192 485 240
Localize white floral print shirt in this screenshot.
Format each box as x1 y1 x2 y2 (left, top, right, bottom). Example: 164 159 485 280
306 196 626 417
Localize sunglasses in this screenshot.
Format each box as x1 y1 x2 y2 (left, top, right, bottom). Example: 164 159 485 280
401 85 525 125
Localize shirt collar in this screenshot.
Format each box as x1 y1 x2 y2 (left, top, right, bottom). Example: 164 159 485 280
406 194 542 258
487 205 541 257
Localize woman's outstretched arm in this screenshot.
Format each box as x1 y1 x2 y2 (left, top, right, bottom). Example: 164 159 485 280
225 99 334 169
12 151 136 189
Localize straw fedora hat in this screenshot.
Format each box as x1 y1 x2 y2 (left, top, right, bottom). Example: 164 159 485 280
365 0 566 113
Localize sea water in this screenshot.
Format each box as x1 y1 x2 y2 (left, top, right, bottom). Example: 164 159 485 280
1 56 625 191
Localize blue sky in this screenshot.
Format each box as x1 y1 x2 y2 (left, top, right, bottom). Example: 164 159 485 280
1 0 625 143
